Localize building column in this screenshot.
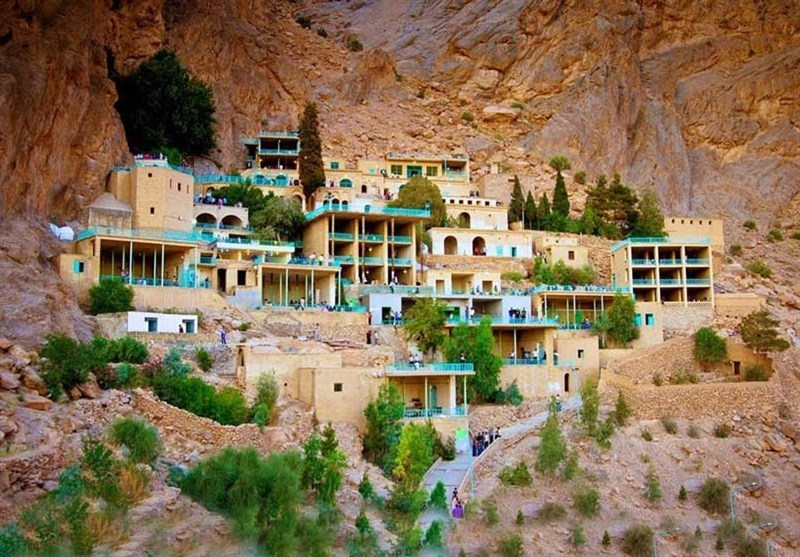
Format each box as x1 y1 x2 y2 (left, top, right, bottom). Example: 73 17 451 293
424 376 429 418
160 244 165 286
285 267 289 305
152 249 157 284
449 374 456 415
513 329 518 361
128 240 133 285
463 375 467 413
111 249 115 278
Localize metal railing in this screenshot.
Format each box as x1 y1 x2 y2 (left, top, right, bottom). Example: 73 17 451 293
631 258 656 265
611 236 712 252
360 256 384 265
195 222 252 232
446 316 559 326
215 237 295 248
658 259 682 265
632 279 656 285
502 358 545 366
362 234 384 242
194 174 243 184
258 148 299 156
287 257 342 268
659 279 682 285
357 285 434 296
100 274 210 289
199 255 216 265
305 204 431 221
685 278 711 285
387 363 474 373
331 232 354 241
333 255 355 264
531 284 631 294
390 235 412 244
403 407 468 419
390 258 413 266
685 258 710 265
76 227 209 244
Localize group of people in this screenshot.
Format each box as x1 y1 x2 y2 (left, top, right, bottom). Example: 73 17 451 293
507 307 529 322
293 252 332 266
194 193 244 208
451 488 465 519
508 346 545 363
472 428 501 457
469 285 500 295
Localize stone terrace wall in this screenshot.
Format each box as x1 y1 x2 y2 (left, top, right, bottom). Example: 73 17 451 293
253 307 370 344
426 255 529 274
606 337 697 384
601 370 779 420
662 302 714 336
132 389 292 453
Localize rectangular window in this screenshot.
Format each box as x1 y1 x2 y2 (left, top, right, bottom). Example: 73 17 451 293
645 313 655 326
406 165 422 178
72 260 85 273
183 320 195 334
578 349 585 359
634 313 643 327
568 250 575 260
330 161 340 170
334 383 343 392
425 166 438 177
147 172 153 178
390 164 402 176
511 247 517 257
495 246 503 256
145 317 158 333
178 183 181 192
150 207 155 214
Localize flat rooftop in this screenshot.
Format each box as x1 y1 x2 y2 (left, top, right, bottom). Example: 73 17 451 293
610 236 712 253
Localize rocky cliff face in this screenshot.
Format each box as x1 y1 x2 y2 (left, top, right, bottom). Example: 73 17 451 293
1 0 799 345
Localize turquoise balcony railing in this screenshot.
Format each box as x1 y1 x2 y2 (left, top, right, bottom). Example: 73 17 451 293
287 257 342 267
631 259 656 265
334 304 367 313
258 148 299 156
685 258 710 265
199 255 216 265
390 235 412 244
531 284 632 294
360 257 384 265
403 407 467 419
76 227 209 244
100 274 210 289
195 222 251 232
387 363 474 374
685 278 711 285
215 237 295 248
362 234 384 242
658 259 682 265
357 285 434 296
446 316 559 326
333 255 355 264
305 204 431 221
611 236 712 252
331 232 355 241
194 174 244 184
659 279 683 285
632 279 656 285
391 258 413 266
502 358 545 366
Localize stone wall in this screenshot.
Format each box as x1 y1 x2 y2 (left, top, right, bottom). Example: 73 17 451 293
132 389 292 453
252 307 370 344
601 370 779 420
426 255 529 274
662 302 714 336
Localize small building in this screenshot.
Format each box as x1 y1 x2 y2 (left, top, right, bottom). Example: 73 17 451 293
430 227 534 258
715 293 765 319
127 311 198 334
664 216 725 253
533 235 589 269
443 196 507 230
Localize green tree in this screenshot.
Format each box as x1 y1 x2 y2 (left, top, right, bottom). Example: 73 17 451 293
586 174 609 216
607 293 638 347
115 50 216 156
251 192 306 241
216 180 267 212
579 380 600 433
393 423 436 488
39 334 109 397
443 318 502 402
631 190 665 237
614 391 632 426
644 466 663 503
524 191 538 229
402 298 447 358
390 175 446 227
252 372 279 426
298 101 326 197
508 175 525 224
535 403 566 475
537 192 551 230
549 156 571 221
578 204 602 236
362 383 404 471
88 277 134 315
740 310 790 352
304 424 347 506
607 174 640 237
428 481 448 510
693 327 728 369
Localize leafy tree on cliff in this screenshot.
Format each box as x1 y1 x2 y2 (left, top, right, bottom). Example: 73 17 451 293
443 318 502 402
606 293 638 347
250 192 306 241
631 190 665 237
524 191 538 230
362 383 405 471
693 327 727 370
88 277 134 315
298 102 326 197
216 180 266 212
740 310 790 353
549 156 571 222
390 176 446 227
402 298 447 358
115 50 216 156
508 175 525 224
606 174 640 237
537 193 552 230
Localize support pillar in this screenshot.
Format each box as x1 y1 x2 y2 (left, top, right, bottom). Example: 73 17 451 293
463 375 467 413
424 376 429 418
160 244 165 286
449 375 456 415
128 241 133 285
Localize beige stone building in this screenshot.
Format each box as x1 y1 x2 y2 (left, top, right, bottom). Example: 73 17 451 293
430 227 535 258
533 235 590 269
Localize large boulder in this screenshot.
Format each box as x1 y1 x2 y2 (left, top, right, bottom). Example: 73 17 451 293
0 371 20 391
22 392 52 411
481 104 520 122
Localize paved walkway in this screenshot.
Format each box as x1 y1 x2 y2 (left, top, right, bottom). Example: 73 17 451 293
417 395 581 529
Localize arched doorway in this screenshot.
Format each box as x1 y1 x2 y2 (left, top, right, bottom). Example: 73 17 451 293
472 236 486 256
444 236 458 255
275 174 289 186
361 184 368 194
458 212 471 228
221 215 243 229
341 201 349 210
195 213 216 229
292 195 304 210
564 373 570 393
340 178 353 188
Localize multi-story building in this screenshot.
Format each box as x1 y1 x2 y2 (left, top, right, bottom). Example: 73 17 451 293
610 237 714 305
243 130 300 174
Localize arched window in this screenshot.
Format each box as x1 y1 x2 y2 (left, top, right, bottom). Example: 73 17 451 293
221 215 243 229
458 212 471 228
472 236 486 256
340 178 353 188
444 236 458 255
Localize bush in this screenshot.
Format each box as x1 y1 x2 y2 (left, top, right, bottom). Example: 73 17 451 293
498 532 524 557
213 387 250 425
484 499 499 526
441 436 456 460
561 451 580 481
573 170 587 184
162 347 190 376
516 510 524 525
416 88 426 99
498 462 532 486
622 524 654 557
573 485 600 517
661 416 678 435
536 412 566 475
714 423 732 438
766 228 784 242
743 220 756 230
699 477 730 514
503 380 524 406
670 369 699 384
652 372 663 386
295 15 312 28
238 322 250 332
602 530 611 545
679 485 688 500
537 502 566 522
88 277 134 315
730 243 743 256
346 36 363 51
641 428 653 442
694 327 727 368
744 363 770 381
791 231 800 240
0 524 29 556
746 260 771 278
687 424 700 438
460 111 474 123
316 27 327 37
152 375 248 425
358 474 374 501
429 481 447 510
614 391 632 426
501 271 524 282
735 535 767 557
570 523 586 547
110 417 161 465
423 520 443 547
644 466 663 503
195 348 214 373
253 372 279 423
107 337 148 364
40 334 108 397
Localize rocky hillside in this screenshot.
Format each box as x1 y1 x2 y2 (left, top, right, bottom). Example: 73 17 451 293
1 0 799 345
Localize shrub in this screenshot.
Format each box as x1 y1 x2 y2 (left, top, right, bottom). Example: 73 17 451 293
346 36 363 52
162 347 190 376
652 372 663 386
253 372 279 425
498 532 524 557
295 15 311 28
484 499 499 525
424 520 443 547
714 423 732 438
730 243 743 256
679 485 688 500
151 375 248 425
661 416 678 435
687 424 700 438
735 535 767 557
641 428 653 442
110 417 161 465
694 327 727 368
195 348 214 372
315 27 327 38
537 502 566 522
0 524 29 556
644 466 663 503
238 322 250 331
573 170 587 184
498 462 532 486
573 485 600 517
503 380 524 406
561 451 580 481
536 412 566 475
213 387 250 425
699 477 730 515
501 271 524 282
429 481 447 510
614 391 632 426
40 334 107 397
595 415 616 449
602 530 611 545
88 277 134 315
460 111 474 123
791 231 800 240
416 88 426 99
766 228 783 242
510 101 525 110
670 369 699 384
622 524 654 557
358 474 374 501
107 337 148 364
441 436 456 460
516 510 524 525
744 363 770 381
741 310 790 352
743 220 756 230
570 523 586 547
746 260 771 278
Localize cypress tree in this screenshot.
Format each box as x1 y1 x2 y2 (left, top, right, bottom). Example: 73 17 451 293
549 155 572 219
524 191 537 230
298 102 326 197
537 193 551 230
508 175 525 224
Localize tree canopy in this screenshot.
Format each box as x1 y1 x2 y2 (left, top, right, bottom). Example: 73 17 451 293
402 298 447 357
298 102 326 196
630 190 665 237
551 156 571 220
548 156 572 173
740 310 790 352
216 180 267 212
115 50 216 157
606 293 638 347
88 277 134 315
362 383 405 472
524 191 537 229
693 327 727 369
250 193 306 241
443 318 502 402
390 176 446 227
508 175 525 224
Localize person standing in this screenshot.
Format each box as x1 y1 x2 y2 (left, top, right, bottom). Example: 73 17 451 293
220 328 227 345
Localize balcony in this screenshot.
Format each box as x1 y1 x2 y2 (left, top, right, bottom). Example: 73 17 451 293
258 148 299 156
502 358 545 366
631 259 656 266
305 204 431 221
357 285 434 296
659 279 683 285
333 255 355 264
390 258 413 266
331 232 354 241
214 237 295 253
686 278 711 285
390 235 412 244
632 279 656 286
100 274 210 289
685 258 710 265
75 227 209 245
287 257 342 268
446 316 559 327
403 407 467 419
199 255 216 266
658 259 682 266
195 222 251 232
360 256 384 265
387 363 474 375
362 234 384 243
